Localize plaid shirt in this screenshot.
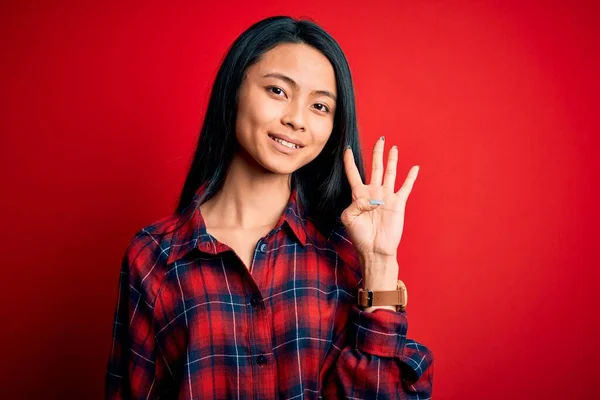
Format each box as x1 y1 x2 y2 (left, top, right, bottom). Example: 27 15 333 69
106 185 434 399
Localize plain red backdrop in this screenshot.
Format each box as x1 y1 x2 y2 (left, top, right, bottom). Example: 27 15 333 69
1 0 598 398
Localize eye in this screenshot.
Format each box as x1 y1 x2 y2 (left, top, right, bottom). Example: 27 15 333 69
267 86 287 97
312 103 331 113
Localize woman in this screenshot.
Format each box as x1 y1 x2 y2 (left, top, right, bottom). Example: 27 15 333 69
106 16 433 399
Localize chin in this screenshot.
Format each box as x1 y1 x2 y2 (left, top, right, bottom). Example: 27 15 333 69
255 151 304 174
237 141 310 175
250 149 299 175
259 160 299 175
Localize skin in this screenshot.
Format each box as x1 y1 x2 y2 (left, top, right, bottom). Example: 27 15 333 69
343 142 419 312
201 42 337 267
200 43 419 313
234 42 337 176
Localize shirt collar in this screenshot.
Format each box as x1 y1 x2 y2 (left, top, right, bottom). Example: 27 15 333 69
167 184 308 265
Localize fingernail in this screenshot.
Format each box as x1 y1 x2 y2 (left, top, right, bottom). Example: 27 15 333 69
347 145 351 149
369 200 384 205
380 136 385 141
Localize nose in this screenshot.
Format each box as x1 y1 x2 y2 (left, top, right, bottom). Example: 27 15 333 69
281 101 306 131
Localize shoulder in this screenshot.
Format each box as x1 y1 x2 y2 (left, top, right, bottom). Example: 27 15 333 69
121 213 182 294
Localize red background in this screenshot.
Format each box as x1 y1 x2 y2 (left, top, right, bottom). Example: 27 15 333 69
1 0 598 398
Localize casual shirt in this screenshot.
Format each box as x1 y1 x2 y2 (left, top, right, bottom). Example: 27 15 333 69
106 185 434 399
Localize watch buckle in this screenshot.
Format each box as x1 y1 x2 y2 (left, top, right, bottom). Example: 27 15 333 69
366 290 373 307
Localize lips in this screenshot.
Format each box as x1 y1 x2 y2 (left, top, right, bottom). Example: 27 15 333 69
268 133 305 148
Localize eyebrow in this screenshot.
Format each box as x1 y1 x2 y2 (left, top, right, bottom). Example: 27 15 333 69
262 72 337 102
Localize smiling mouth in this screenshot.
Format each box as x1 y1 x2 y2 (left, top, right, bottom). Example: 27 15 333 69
268 134 304 149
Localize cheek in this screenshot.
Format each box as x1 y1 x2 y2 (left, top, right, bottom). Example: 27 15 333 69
311 119 334 148
299 121 334 166
237 95 281 135
254 102 282 126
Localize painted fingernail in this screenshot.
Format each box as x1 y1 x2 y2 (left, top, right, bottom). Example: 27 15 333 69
380 136 385 141
347 145 351 149
369 200 384 205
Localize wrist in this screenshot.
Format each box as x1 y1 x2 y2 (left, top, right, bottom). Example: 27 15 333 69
362 305 397 313
358 279 408 313
358 252 399 291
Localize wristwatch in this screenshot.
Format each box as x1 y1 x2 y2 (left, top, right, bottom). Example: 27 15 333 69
358 280 407 312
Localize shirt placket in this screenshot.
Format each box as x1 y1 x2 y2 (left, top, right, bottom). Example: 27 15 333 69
245 237 278 400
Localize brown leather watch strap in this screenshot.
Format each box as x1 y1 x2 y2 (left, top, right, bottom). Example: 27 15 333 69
358 280 407 311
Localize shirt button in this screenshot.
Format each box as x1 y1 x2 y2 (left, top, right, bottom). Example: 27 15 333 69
259 243 267 253
256 354 268 365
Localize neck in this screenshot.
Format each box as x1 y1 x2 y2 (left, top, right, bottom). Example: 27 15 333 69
200 151 292 230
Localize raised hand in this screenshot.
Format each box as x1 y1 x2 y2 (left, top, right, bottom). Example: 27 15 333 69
342 137 419 290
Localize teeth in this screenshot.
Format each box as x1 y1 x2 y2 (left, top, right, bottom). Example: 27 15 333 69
273 137 300 149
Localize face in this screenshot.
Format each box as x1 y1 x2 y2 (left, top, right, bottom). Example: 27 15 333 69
234 43 337 175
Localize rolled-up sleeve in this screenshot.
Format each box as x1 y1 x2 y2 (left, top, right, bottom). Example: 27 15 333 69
321 305 434 399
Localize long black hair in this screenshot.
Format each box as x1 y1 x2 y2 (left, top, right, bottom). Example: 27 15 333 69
177 16 365 236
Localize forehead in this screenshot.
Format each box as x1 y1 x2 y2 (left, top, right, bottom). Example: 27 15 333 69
249 43 337 94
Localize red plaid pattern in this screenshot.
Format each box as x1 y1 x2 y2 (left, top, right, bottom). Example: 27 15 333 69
106 185 433 399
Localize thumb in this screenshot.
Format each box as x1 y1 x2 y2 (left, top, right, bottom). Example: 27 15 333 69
343 197 383 220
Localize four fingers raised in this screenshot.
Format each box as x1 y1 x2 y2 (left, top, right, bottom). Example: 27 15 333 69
343 141 419 202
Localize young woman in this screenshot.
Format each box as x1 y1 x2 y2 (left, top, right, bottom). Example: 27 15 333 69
106 16 433 399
